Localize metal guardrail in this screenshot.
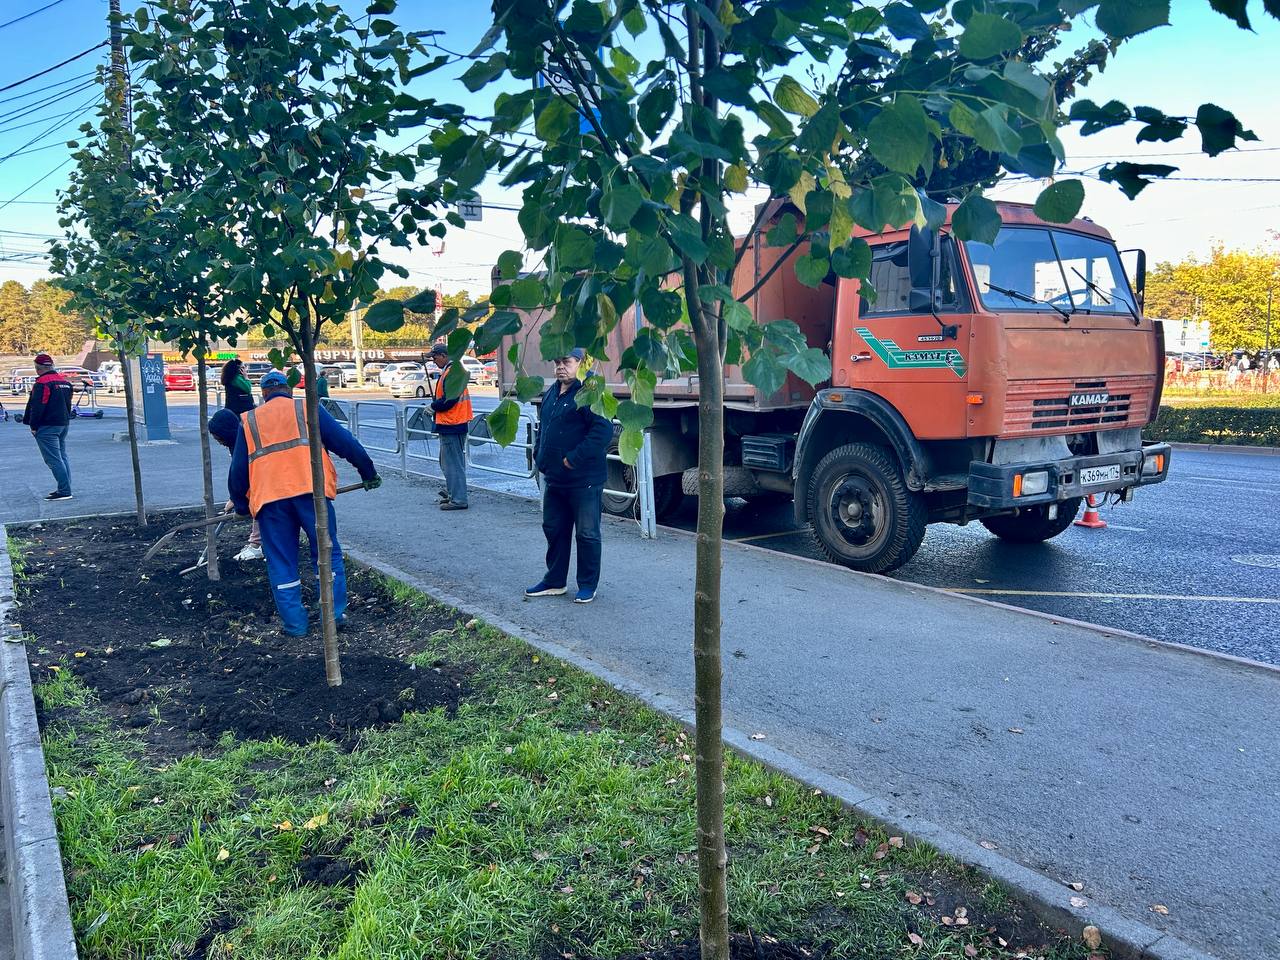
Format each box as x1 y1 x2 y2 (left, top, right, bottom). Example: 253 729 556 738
339 398 657 540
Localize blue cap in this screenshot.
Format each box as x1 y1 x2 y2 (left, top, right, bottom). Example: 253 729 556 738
260 370 289 389
556 348 586 361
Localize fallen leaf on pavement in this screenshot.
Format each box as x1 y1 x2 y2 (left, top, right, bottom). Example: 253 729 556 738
1070 896 1088 908
1082 925 1102 949
1152 904 1169 915
979 839 999 850
873 842 889 860
806 843 821 855
750 732 766 740
1067 881 1084 891
888 836 904 848
216 847 229 862
302 812 329 830
809 826 831 837
941 916 954 926
274 820 293 832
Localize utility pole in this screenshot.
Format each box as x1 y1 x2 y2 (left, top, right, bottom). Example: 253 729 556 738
108 0 131 134
351 307 365 386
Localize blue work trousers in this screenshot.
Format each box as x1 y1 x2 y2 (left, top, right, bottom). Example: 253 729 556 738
256 494 346 636
437 431 468 505
34 426 70 495
541 482 603 592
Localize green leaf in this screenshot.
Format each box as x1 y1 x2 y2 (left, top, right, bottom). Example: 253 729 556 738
774 76 819 118
474 310 521 355
830 238 872 280
515 375 545 402
1003 62 1050 100
1207 0 1250 29
1033 180 1085 224
601 184 643 231
616 399 653 432
867 95 930 175
1096 0 1169 39
958 13 1023 60
952 194 1002 244
742 351 787 397
1195 103 1257 157
555 225 595 270
363 299 405 332
723 298 753 332
1098 162 1178 200
1133 106 1186 143
667 214 708 263
510 276 544 309
795 254 830 288
617 427 644 466
626 366 657 406
640 287 684 328
487 398 520 447
637 84 676 139
882 2 930 40
974 106 1023 155
623 5 647 36
796 102 839 154
782 347 830 386
402 289 437 313
497 249 523 280
134 7 149 30
1068 99 1132 136
766 212 798 248
460 53 508 92
535 98 575 143
724 163 749 193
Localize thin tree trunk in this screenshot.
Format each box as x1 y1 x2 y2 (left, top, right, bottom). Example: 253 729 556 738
118 344 146 527
686 264 729 960
300 308 342 686
195 344 220 581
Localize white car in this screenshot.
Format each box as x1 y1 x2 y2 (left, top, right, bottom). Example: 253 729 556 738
330 361 359 386
379 361 425 388
99 361 126 394
460 356 495 385
388 371 436 398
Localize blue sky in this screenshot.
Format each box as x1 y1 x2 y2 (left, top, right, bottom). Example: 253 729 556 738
1 0 1277 292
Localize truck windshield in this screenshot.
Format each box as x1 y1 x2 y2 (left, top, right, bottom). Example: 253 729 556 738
965 227 1137 317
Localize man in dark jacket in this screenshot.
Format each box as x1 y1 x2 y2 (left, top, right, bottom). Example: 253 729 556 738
24 353 74 501
526 348 612 604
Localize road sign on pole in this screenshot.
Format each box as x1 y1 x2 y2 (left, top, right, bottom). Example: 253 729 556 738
457 200 483 222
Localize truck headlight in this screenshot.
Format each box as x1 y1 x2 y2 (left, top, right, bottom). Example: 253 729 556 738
1017 470 1049 496
1142 454 1165 476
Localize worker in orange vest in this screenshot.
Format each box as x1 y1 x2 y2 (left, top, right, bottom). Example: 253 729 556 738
228 370 381 636
429 342 473 510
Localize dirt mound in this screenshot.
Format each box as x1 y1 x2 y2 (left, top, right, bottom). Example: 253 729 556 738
615 934 818 960
16 513 468 754
297 854 364 887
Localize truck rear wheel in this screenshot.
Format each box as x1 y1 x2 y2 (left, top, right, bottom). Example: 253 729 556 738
603 456 684 521
980 498 1081 543
808 443 926 574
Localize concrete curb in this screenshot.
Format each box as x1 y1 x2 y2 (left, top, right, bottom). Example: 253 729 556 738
1167 441 1280 456
346 545 1221 960
0 526 79 960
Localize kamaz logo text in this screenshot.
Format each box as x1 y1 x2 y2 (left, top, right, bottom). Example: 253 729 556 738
1070 392 1110 406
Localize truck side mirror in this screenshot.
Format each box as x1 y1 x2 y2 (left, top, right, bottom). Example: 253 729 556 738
1122 247 1147 311
907 225 939 311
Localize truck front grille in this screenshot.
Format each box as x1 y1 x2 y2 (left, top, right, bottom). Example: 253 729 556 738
1002 377 1153 436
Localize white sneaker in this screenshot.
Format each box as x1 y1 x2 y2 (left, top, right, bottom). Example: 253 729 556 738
235 544 265 561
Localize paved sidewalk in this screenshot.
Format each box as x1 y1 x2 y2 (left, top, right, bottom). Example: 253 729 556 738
2 418 1278 960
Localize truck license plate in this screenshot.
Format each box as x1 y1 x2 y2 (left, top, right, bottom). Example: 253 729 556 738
1080 464 1121 486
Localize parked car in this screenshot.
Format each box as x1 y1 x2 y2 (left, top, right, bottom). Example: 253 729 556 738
388 371 436 398
460 355 495 385
379 361 424 387
362 362 388 383
164 364 196 391
9 368 34 395
99 361 127 394
60 365 105 390
325 361 359 386
243 361 275 384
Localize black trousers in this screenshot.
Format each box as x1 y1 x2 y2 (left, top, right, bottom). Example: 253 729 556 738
541 482 603 591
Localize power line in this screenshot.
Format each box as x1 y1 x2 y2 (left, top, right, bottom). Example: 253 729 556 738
0 42 108 94
1070 145 1280 160
0 93 102 164
0 0 69 31
0 90 99 134
0 156 73 213
0 70 94 107
0 78 97 125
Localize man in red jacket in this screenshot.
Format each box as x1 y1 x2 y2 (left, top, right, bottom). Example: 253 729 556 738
23 353 74 501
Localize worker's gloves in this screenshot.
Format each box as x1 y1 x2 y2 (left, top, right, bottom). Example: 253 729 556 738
363 475 383 491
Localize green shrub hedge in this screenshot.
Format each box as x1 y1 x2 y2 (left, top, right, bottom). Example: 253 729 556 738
1146 404 1280 446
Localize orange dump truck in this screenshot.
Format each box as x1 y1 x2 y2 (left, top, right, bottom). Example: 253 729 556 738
499 201 1170 572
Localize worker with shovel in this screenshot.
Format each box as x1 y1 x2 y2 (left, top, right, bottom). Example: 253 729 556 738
209 409 264 561
228 371 381 636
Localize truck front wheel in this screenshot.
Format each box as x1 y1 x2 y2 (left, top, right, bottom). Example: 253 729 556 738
979 498 1081 543
808 443 927 574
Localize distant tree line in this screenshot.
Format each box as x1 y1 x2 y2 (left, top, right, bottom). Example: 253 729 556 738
1146 246 1280 351
0 279 93 356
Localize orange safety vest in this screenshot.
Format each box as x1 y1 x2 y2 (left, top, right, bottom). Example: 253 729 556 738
433 364 473 427
241 398 337 516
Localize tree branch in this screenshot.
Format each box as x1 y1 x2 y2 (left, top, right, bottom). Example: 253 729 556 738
737 234 806 304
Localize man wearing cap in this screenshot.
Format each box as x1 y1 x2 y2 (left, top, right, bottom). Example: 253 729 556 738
24 353 74 501
227 370 381 636
429 343 472 511
526 348 612 604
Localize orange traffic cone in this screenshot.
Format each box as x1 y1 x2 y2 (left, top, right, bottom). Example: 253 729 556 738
1073 493 1107 529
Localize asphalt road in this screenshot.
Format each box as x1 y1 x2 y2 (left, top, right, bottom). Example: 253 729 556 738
84 391 1280 665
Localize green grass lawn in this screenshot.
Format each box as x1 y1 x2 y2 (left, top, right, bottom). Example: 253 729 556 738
28 561 1093 960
